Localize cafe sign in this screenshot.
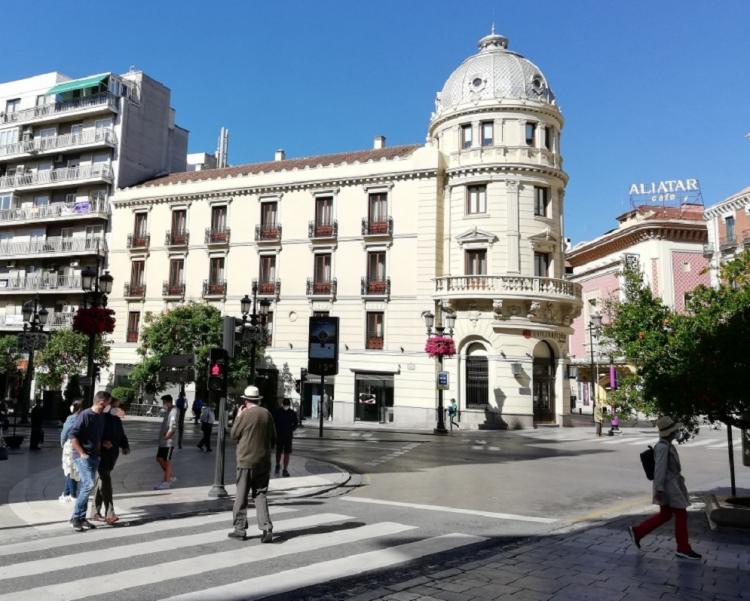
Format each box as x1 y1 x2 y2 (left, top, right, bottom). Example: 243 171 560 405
629 178 701 204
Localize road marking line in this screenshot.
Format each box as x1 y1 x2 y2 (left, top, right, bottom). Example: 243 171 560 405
342 496 556 524
708 442 728 449
601 437 638 445
0 511 339 580
0 521 415 601
626 439 652 445
682 439 716 448
160 532 487 601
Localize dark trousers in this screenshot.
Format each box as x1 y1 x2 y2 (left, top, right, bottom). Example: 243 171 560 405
94 468 115 517
232 466 272 534
198 423 213 450
30 427 43 449
177 409 186 448
633 505 690 552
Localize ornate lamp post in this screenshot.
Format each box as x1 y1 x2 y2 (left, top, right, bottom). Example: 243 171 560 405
240 284 271 386
81 266 113 406
19 297 48 421
423 307 456 435
588 312 603 436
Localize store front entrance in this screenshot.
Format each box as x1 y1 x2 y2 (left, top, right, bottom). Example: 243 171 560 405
302 377 334 421
533 341 556 424
354 372 394 422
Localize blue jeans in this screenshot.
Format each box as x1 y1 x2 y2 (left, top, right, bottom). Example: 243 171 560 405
63 475 78 497
72 456 99 521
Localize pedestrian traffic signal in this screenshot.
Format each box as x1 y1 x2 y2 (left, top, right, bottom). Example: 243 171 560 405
207 347 228 393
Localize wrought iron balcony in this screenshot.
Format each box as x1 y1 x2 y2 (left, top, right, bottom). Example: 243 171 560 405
361 217 393 237
162 281 185 298
361 276 391 299
124 282 146 299
308 220 338 241
702 244 714 258
0 236 105 258
433 275 582 303
202 279 226 298
306 278 337 299
165 230 189 247
0 197 109 225
127 234 150 250
253 279 281 301
0 128 116 159
0 163 114 190
743 230 750 247
366 336 384 350
0 93 118 127
126 330 139 343
719 236 737 253
255 223 282 242
0 275 82 293
205 227 230 245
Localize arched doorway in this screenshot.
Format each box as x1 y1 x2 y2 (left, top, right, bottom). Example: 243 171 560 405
532 341 556 424
465 342 488 408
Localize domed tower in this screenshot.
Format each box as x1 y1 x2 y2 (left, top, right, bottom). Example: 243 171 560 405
429 31 581 428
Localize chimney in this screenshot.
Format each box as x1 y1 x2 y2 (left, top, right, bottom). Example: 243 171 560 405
274 149 285 161
373 135 386 149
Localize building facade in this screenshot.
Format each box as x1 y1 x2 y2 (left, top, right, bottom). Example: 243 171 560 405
0 70 187 335
107 32 581 429
703 185 750 285
566 203 708 413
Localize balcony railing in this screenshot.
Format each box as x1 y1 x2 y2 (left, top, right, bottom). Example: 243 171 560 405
202 280 226 298
124 282 146 299
127 234 150 250
165 230 189 247
0 128 116 159
0 236 105 258
361 217 393 237
0 93 118 126
434 275 582 302
0 311 74 328
308 220 338 240
720 236 737 252
0 163 114 190
306 278 337 299
205 227 230 245
253 279 281 301
162 281 185 298
743 230 750 247
361 277 391 299
0 275 82 292
366 337 384 350
0 197 109 225
255 223 282 242
126 330 139 343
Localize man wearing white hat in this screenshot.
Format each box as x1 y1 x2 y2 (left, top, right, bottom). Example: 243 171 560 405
628 416 701 560
228 385 276 543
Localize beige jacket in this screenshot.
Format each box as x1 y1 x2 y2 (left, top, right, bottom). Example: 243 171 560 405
652 438 690 509
231 404 276 469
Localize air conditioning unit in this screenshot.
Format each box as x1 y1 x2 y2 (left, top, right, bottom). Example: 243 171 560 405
7 261 16 268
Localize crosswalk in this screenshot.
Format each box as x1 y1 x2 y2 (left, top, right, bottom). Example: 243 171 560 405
0 505 485 601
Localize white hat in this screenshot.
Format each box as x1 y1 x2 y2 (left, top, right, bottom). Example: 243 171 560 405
241 385 263 402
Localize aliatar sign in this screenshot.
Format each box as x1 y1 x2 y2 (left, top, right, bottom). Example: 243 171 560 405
629 179 701 205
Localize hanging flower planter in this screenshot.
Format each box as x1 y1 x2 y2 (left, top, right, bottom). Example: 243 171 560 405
424 335 456 358
72 307 116 336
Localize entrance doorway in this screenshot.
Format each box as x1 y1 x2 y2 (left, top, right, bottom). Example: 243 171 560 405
465 342 488 409
533 341 556 424
354 372 394 422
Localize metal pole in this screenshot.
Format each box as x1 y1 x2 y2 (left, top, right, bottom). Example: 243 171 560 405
319 374 325 438
727 423 737 498
20 334 35 422
589 323 599 435
208 389 228 497
434 353 447 434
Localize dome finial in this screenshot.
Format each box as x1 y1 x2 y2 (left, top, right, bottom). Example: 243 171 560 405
491 21 495 35
478 29 508 52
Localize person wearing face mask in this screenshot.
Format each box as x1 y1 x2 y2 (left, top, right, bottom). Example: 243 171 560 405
273 398 298 477
91 398 130 524
59 400 82 503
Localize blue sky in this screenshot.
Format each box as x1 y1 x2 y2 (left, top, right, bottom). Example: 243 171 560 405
4 0 748 242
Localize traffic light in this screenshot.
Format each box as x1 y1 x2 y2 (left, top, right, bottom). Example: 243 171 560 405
207 347 228 393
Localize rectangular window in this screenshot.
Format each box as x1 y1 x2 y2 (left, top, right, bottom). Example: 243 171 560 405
261 201 277 226
366 312 384 350
126 311 140 343
368 192 388 224
133 212 147 237
265 311 274 346
168 259 184 286
315 196 333 229
534 252 550 277
171 209 187 236
314 253 331 283
260 255 276 283
544 126 554 151
725 216 736 242
465 249 487 275
525 122 537 146
466 185 487 215
460 124 473 149
5 99 20 113
0 128 18 147
534 186 549 217
367 251 386 282
209 257 224 284
211 205 227 231
130 260 144 286
481 121 494 146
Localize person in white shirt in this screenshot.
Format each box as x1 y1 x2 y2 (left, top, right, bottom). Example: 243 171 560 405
154 395 178 490
197 403 216 452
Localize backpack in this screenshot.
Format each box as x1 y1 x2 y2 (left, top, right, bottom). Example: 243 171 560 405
640 445 655 480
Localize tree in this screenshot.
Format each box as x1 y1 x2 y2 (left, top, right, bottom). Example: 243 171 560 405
0 335 19 376
34 329 110 391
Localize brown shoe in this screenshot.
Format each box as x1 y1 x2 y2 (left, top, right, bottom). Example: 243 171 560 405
105 515 119 525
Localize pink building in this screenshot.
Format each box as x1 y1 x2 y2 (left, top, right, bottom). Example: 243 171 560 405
565 204 708 414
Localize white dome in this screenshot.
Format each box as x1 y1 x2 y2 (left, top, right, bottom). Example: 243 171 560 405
433 31 556 120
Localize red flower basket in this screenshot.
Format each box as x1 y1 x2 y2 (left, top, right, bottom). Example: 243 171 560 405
424 336 456 358
72 307 116 336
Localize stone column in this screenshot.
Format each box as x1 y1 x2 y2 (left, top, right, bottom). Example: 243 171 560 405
506 181 521 273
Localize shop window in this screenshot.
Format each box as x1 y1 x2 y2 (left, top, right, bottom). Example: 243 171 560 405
355 372 394 423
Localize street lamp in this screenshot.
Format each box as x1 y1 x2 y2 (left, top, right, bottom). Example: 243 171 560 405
241 284 271 385
588 312 603 436
19 296 48 421
423 305 455 435
81 265 113 406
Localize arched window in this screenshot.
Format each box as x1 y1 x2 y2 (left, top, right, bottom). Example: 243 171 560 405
465 342 488 408
533 341 556 424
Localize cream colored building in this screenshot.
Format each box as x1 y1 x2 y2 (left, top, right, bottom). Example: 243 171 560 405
107 31 582 429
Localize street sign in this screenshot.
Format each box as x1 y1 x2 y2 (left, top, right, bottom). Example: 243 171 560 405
160 354 194 368
437 371 449 390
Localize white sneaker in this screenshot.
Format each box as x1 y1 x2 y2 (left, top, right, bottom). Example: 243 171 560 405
65 495 75 503
153 482 171 490
58 495 67 504
170 476 178 482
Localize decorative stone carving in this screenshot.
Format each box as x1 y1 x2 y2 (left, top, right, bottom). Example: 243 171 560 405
527 301 541 319
492 299 506 320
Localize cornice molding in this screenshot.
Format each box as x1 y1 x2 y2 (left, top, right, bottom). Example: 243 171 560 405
429 102 564 133
705 192 750 219
446 162 568 185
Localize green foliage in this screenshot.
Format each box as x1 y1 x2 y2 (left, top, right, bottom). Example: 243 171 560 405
111 385 136 408
0 335 19 375
35 329 109 391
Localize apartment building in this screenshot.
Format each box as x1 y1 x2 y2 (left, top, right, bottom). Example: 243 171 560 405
703 185 750 285
108 32 582 429
0 69 188 333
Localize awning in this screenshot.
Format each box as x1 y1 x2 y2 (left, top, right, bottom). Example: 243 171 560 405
46 73 110 96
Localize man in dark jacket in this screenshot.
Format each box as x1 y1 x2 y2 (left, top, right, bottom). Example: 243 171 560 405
92 398 130 524
228 385 276 543
273 398 298 477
